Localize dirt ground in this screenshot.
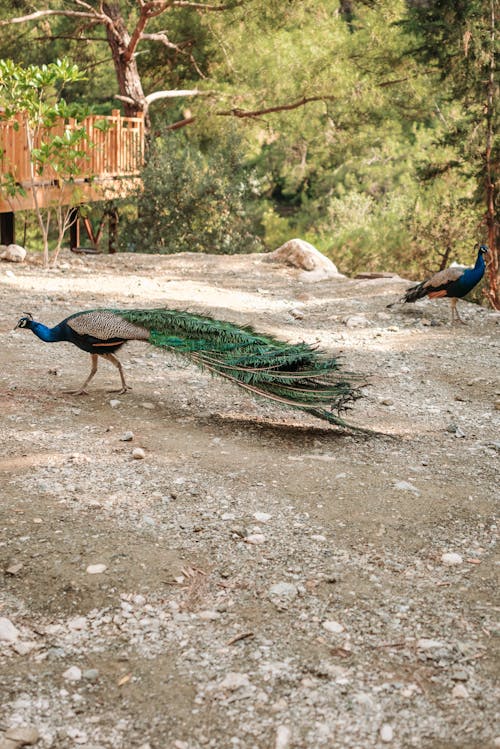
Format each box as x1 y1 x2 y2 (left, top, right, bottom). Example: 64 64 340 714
0 251 498 749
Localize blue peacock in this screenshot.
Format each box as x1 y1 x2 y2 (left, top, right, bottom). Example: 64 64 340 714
389 244 489 323
15 308 362 428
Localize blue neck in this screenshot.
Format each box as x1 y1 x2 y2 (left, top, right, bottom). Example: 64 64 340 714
29 321 67 342
473 251 486 272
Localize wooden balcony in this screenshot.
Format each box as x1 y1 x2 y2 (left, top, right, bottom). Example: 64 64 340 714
0 109 144 213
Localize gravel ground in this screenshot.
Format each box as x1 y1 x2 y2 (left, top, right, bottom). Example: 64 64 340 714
0 251 498 749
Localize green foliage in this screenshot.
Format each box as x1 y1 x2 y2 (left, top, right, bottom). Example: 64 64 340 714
121 126 264 255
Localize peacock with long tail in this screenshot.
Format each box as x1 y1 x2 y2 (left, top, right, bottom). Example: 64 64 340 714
14 308 362 428
388 244 489 323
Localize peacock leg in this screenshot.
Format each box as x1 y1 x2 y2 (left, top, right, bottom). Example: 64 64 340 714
102 353 132 394
450 298 466 325
65 354 99 395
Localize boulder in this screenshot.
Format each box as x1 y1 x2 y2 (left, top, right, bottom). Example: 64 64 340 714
265 238 345 282
0 244 27 263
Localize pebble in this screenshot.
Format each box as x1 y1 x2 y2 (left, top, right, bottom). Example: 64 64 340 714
417 638 446 650
275 725 291 749
140 402 155 409
253 512 272 523
343 314 368 328
380 724 394 743
198 610 220 621
132 447 146 460
120 431 134 441
244 534 266 545
441 552 463 566
322 620 345 634
68 616 88 631
13 641 37 656
86 563 107 575
6 562 23 575
219 672 251 691
83 669 99 682
393 480 419 494
269 583 298 600
0 617 19 642
4 726 39 745
451 683 469 699
109 399 121 408
380 398 394 406
62 666 82 682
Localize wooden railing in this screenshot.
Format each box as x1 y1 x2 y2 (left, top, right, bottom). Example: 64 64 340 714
0 109 144 211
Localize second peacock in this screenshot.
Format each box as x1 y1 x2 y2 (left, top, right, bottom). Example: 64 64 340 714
15 307 362 428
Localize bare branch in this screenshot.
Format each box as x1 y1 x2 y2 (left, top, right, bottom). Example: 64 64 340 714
216 95 335 119
171 0 243 10
141 31 206 78
164 116 196 130
0 8 111 28
145 89 211 104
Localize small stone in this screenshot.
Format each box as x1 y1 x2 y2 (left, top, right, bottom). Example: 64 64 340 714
13 641 37 656
68 616 87 631
132 447 146 460
269 583 298 600
198 610 220 621
417 638 446 650
253 512 272 523
244 534 266 545
494 400 500 411
380 724 394 743
394 480 419 494
6 562 23 575
83 668 99 682
4 726 39 745
120 431 134 441
140 402 155 410
275 725 292 749
344 314 368 328
451 669 468 682
451 683 469 699
380 398 394 406
63 665 82 681
322 620 345 634
441 552 463 566
0 617 19 642
109 399 121 408
219 672 250 691
1 243 27 263
86 563 107 575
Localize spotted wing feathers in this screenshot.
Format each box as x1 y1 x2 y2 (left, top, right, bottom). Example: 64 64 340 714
66 311 149 341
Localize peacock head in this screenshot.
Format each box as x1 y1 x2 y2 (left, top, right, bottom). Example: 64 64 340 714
478 244 489 255
14 312 34 330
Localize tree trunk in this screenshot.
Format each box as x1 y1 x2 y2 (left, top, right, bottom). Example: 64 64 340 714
103 2 146 118
484 0 499 309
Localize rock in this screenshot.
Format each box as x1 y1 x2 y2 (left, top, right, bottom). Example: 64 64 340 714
109 399 121 408
451 683 469 699
86 563 107 574
68 616 87 631
0 617 19 642
289 308 304 320
0 244 27 263
83 669 99 682
132 447 146 460
253 512 272 523
6 562 23 575
198 610 220 621
269 582 298 600
275 725 292 749
62 666 82 681
322 620 345 634
343 315 369 328
380 724 394 743
451 669 468 682
119 431 134 441
140 402 155 410
393 480 419 494
218 672 250 691
417 638 446 650
4 726 39 745
266 239 344 280
244 534 266 545
441 552 463 566
13 641 37 656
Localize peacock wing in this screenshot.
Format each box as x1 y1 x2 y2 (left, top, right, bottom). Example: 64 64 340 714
66 311 149 341
423 267 463 291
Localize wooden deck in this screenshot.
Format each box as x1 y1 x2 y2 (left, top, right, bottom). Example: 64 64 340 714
0 110 144 213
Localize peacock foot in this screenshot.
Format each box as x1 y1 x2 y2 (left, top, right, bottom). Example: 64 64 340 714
107 385 133 395
64 388 90 396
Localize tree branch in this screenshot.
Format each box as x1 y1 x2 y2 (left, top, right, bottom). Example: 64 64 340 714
0 8 111 28
216 95 335 119
171 0 243 10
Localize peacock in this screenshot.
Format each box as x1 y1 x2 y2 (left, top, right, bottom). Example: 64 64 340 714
388 244 489 323
14 308 362 428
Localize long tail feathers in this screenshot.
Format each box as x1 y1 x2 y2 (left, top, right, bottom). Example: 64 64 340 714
116 308 363 429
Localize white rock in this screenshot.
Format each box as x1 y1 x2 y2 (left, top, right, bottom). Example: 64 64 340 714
322 620 345 634
244 534 266 545
62 666 82 682
120 431 134 441
86 563 107 575
311 534 327 542
0 243 27 262
266 238 344 279
13 640 37 655
198 610 220 621
394 480 419 493
218 672 251 692
451 683 469 699
109 399 121 408
269 583 298 600
417 638 446 650
344 315 369 328
68 616 87 630
380 724 394 743
253 512 272 523
441 552 463 566
132 447 146 460
0 617 19 642
275 725 292 749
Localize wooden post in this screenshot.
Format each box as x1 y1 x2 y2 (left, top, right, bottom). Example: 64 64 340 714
108 206 118 254
69 207 80 249
0 212 15 245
